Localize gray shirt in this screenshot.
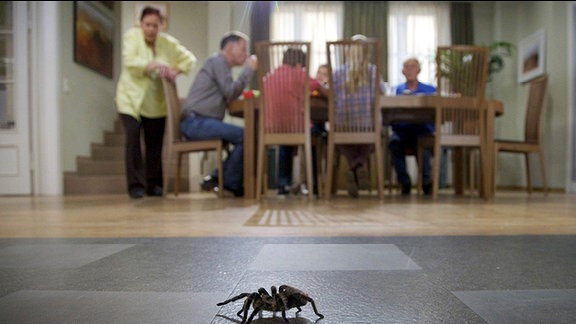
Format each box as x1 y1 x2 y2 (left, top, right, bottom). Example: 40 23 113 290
182 52 254 120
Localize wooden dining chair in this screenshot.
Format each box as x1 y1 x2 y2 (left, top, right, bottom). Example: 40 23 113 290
324 38 385 199
161 78 225 197
493 74 548 194
254 41 314 199
417 45 491 199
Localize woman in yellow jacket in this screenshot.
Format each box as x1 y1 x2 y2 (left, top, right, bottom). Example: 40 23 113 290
115 6 196 199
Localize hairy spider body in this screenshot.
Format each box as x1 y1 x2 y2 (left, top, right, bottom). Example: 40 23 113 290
217 285 324 324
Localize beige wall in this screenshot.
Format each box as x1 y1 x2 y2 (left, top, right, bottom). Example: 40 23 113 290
473 2 568 189
59 1 120 172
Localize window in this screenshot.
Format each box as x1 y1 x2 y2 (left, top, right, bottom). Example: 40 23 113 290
387 1 451 88
270 1 450 86
270 1 343 76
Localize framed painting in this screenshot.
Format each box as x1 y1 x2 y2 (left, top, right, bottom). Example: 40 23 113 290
134 2 169 31
74 1 114 79
518 29 546 84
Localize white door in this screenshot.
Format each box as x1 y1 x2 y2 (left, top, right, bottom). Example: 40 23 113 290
0 2 31 195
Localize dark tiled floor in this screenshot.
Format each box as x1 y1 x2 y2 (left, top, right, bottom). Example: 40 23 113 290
0 236 575 323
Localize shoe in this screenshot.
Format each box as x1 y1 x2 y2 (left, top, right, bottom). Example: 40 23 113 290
214 186 244 198
401 182 411 195
129 187 145 199
214 186 235 198
422 183 433 196
355 167 370 190
230 187 244 197
201 175 218 192
347 170 359 198
147 186 163 196
278 186 290 195
291 183 309 196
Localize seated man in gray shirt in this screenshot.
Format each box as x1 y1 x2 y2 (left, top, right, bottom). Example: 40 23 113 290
180 31 257 197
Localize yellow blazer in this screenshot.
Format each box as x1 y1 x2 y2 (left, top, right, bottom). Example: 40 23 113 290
115 27 196 120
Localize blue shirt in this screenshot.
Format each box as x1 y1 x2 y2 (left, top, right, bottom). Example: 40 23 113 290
392 81 437 135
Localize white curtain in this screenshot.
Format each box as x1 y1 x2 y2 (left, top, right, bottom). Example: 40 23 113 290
271 1 343 76
387 1 451 88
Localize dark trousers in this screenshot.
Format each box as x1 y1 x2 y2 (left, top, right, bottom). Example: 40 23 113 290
278 122 326 191
388 132 432 186
278 145 320 190
120 114 166 193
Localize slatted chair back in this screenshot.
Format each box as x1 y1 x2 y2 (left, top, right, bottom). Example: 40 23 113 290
254 41 314 199
161 78 224 197
417 45 491 199
493 74 548 194
324 38 385 199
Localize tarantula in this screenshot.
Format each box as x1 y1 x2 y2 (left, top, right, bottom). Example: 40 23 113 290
216 284 324 323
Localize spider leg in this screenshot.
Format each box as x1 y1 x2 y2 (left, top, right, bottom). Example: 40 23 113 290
237 297 250 317
245 306 262 324
281 310 288 322
239 293 258 321
216 292 252 306
304 296 324 319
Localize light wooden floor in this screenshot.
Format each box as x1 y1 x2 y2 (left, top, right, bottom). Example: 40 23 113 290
1 190 575 238
1 190 575 323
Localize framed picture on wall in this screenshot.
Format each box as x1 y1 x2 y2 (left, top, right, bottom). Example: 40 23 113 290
134 2 169 31
518 29 546 84
74 1 114 79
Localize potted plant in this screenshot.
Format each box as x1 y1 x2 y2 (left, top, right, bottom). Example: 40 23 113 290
486 41 514 81
437 41 514 95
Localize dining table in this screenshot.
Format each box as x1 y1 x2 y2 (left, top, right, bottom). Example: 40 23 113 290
229 94 503 200
380 95 504 199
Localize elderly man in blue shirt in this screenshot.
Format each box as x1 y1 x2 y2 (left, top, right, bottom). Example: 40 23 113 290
390 57 436 195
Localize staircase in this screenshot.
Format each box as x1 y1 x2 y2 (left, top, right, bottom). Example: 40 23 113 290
64 118 190 195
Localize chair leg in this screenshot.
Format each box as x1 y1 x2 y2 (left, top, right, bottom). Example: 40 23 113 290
163 152 171 197
175 153 182 196
262 150 269 197
525 152 532 194
382 130 394 194
304 142 314 200
493 146 499 195
325 141 335 199
538 150 548 195
255 140 266 200
374 142 385 199
469 148 475 197
332 150 340 195
216 146 224 198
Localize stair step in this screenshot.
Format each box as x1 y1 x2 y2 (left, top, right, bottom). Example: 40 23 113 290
114 119 124 134
76 156 124 175
91 143 124 160
104 131 125 146
64 172 191 195
76 155 192 176
65 117 194 195
64 173 126 195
